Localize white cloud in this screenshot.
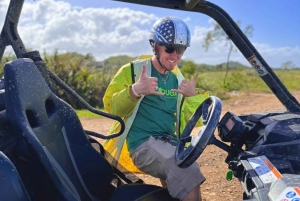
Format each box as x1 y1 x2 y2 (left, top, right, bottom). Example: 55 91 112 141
16 0 157 59
183 17 191 23
1 0 299 68
253 44 300 68
0 0 8 10
186 25 248 65
0 0 9 26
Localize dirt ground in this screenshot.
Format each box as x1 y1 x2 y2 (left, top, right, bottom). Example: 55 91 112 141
80 91 300 201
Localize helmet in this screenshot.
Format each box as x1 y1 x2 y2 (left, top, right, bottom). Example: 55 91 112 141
149 16 191 47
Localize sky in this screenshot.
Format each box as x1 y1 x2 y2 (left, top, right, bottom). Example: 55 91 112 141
1 0 300 68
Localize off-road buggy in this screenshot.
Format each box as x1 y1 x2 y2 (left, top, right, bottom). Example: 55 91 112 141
1 0 300 200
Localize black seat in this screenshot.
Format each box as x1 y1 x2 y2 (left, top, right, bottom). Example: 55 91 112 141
4 58 177 201
0 151 31 201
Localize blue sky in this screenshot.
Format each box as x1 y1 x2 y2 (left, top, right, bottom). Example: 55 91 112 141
1 0 299 68
69 0 300 47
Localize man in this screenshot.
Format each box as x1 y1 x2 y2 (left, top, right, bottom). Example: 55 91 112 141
103 16 209 201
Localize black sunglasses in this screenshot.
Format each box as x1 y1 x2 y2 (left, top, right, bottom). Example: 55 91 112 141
160 44 186 55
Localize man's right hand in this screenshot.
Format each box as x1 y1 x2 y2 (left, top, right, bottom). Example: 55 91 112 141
133 65 164 96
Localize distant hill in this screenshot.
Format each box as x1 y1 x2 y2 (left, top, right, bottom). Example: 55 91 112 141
204 61 250 71
97 55 250 70
97 55 135 69
178 60 250 71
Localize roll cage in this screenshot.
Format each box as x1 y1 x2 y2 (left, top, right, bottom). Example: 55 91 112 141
1 0 300 113
1 1 300 201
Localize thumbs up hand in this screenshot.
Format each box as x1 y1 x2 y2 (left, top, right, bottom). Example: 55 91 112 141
134 65 164 96
171 74 199 97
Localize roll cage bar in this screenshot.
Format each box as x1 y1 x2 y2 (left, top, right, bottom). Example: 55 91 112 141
1 0 300 113
0 0 126 139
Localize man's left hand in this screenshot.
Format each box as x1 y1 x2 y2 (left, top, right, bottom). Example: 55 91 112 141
171 74 198 97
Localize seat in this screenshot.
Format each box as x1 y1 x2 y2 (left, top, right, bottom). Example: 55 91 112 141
0 151 31 201
4 58 177 201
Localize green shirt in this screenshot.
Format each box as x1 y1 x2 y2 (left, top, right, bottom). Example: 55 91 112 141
126 65 179 153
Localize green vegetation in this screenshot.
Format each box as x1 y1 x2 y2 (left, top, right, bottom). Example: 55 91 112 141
97 55 135 69
198 69 300 99
1 53 300 111
76 109 104 118
204 20 253 84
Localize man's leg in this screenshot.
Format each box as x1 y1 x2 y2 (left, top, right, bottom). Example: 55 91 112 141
160 179 168 188
182 184 202 201
131 137 205 200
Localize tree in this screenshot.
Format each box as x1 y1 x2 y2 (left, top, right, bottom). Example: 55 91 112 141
204 20 253 85
0 53 17 77
281 61 296 69
180 60 197 79
43 50 104 108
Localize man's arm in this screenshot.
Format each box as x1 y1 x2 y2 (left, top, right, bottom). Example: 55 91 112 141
103 63 140 118
179 91 211 134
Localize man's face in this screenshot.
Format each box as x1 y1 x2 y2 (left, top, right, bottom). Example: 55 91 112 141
156 44 186 71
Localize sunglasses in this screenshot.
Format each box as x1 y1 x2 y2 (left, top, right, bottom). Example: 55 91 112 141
160 44 186 55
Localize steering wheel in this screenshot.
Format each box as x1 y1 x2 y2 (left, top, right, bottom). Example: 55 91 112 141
175 96 222 168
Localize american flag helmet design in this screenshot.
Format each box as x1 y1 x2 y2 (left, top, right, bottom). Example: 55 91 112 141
150 16 191 47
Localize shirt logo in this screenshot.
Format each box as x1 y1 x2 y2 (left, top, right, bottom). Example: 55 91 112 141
157 87 177 97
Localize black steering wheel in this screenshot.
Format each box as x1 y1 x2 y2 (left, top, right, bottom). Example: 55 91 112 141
175 96 222 168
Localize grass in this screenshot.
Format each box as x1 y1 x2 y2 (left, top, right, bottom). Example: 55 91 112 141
196 68 300 96
75 68 300 118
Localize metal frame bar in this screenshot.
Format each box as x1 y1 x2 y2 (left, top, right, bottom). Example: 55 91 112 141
1 0 300 112
114 0 300 112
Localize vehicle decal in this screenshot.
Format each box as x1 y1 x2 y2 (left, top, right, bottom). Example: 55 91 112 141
248 155 282 184
274 187 300 201
247 55 268 76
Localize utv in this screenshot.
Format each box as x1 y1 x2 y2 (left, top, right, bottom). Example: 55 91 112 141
0 0 299 200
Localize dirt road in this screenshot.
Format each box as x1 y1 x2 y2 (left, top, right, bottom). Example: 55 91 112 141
81 92 300 201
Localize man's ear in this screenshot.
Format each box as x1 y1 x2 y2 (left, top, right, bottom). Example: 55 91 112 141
154 47 158 55
153 43 159 55
149 40 157 55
